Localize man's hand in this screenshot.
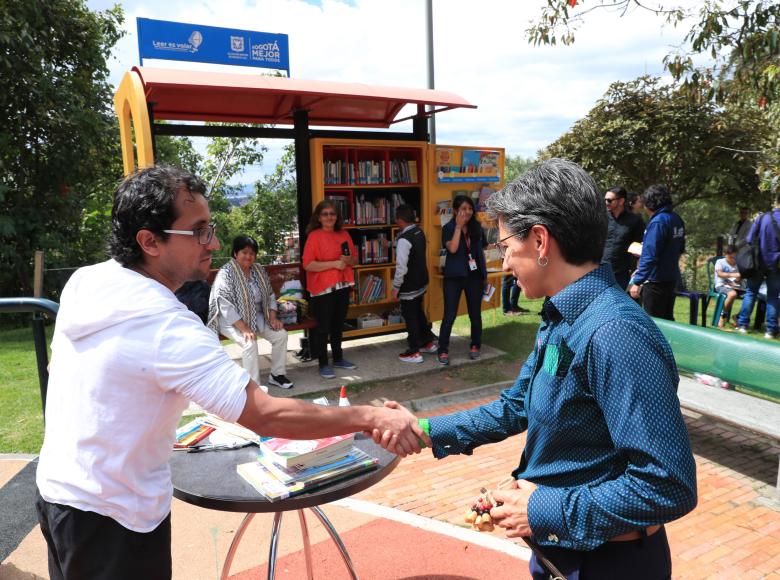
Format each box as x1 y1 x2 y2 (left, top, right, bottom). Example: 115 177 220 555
371 400 431 456
268 316 284 332
369 401 428 457
629 284 641 300
490 480 538 538
392 288 400 299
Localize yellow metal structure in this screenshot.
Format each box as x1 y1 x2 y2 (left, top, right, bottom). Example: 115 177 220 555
113 70 155 175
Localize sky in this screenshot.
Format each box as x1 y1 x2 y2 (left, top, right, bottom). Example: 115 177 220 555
87 0 698 183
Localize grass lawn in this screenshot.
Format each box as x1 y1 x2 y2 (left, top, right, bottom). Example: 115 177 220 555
0 291 771 454
0 325 52 453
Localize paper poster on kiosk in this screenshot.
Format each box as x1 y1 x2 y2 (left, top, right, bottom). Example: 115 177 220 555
436 147 501 183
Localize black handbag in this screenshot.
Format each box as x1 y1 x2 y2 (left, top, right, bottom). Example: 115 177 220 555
736 211 780 277
736 236 763 279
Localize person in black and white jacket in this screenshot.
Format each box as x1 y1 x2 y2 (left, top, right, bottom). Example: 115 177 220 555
392 204 438 363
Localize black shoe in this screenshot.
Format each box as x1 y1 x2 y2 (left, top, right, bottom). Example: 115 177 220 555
269 374 294 389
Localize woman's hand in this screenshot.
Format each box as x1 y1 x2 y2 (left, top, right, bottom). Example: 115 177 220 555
341 254 357 267
334 259 347 271
490 480 538 538
455 209 470 230
240 327 256 344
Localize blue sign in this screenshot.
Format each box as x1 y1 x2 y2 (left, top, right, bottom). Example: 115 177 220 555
137 18 289 74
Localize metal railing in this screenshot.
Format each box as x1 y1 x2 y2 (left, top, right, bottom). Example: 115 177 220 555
0 298 59 417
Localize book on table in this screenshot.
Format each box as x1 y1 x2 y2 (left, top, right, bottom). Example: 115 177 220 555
237 445 379 502
258 432 355 469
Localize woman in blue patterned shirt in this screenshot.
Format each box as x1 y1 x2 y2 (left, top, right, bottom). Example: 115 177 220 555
377 158 697 579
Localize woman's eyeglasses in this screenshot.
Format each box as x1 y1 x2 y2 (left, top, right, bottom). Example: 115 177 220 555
162 223 216 245
495 228 530 258
319 211 337 217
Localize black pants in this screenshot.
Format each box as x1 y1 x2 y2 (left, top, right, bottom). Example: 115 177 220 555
641 281 676 320
438 274 483 353
35 490 172 580
400 294 436 351
502 275 520 312
309 287 351 367
530 526 671 580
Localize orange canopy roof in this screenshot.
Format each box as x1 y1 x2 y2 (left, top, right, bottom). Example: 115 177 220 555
133 66 476 128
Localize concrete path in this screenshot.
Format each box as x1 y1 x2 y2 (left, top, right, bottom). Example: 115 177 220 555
211 327 504 399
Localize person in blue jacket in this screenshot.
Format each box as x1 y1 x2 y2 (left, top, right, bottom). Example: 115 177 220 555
628 185 686 320
438 195 488 365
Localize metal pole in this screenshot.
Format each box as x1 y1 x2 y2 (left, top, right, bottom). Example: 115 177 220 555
425 0 436 144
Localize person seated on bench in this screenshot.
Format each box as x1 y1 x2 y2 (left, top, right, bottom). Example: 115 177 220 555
714 244 744 328
208 235 294 389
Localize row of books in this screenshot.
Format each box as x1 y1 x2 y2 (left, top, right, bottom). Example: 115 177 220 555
324 159 418 185
355 195 389 225
354 273 385 304
325 192 412 226
326 195 353 225
353 232 390 264
237 432 378 501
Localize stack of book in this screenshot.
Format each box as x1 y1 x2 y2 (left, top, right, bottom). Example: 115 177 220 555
237 433 378 501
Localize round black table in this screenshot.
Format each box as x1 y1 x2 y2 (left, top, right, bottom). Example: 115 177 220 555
170 435 398 580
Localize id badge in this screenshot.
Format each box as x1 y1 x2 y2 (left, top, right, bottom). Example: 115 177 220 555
468 255 478 271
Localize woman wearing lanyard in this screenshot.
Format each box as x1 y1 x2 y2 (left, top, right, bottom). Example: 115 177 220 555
437 195 487 365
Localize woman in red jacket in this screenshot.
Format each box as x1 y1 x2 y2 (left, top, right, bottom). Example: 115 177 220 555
303 200 359 379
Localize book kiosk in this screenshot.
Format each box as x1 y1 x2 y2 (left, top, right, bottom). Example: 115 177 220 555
114 67 505 339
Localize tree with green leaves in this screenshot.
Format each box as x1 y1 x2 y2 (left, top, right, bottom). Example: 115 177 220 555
504 154 536 183
543 76 763 207
226 144 298 260
528 0 780 190
0 1 125 299
198 129 267 256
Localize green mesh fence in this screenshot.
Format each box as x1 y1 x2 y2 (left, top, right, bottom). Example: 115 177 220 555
653 318 780 399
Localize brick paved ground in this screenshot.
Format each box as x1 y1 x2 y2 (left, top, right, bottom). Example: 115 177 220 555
355 397 780 578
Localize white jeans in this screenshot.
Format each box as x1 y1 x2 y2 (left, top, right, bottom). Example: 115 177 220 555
220 324 288 383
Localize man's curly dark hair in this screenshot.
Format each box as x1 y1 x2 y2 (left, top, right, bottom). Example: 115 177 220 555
108 165 207 267
640 184 673 212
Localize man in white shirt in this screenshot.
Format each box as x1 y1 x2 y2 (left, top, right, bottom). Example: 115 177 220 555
35 165 425 580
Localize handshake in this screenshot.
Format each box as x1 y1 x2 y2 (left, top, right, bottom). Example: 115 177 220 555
369 400 431 457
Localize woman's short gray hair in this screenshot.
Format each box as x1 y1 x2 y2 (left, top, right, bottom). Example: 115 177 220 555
487 158 607 265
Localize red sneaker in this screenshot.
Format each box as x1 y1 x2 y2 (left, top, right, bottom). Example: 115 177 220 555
469 346 481 360
398 350 423 363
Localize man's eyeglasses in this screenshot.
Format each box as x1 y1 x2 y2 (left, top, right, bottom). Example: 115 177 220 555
162 223 217 245
604 198 618 204
496 228 530 258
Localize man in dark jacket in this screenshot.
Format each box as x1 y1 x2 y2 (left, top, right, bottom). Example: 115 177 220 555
629 185 686 320
602 186 645 289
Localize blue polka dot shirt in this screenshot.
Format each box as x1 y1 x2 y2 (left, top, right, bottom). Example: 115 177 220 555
429 264 697 550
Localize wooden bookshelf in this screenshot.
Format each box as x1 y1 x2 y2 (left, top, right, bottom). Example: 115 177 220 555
311 138 426 337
